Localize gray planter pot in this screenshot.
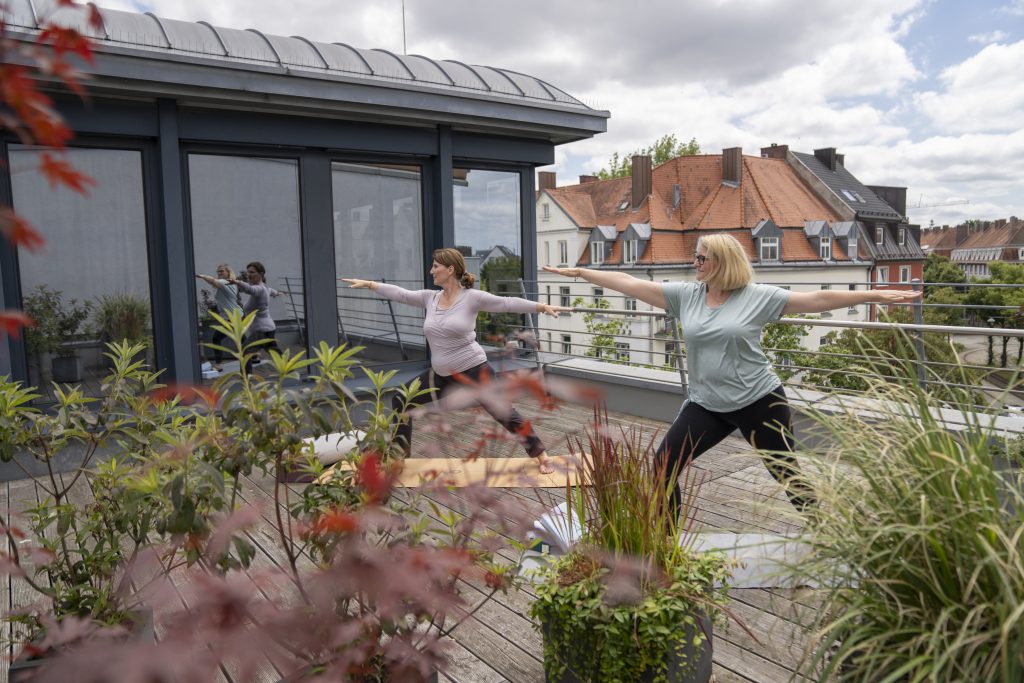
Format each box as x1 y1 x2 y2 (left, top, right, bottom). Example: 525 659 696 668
51 355 83 383
541 612 713 683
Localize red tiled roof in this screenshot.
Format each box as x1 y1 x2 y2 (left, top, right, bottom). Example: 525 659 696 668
551 152 851 266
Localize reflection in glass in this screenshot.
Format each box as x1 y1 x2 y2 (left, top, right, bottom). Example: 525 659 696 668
188 155 305 378
453 169 523 345
10 145 151 398
332 162 425 358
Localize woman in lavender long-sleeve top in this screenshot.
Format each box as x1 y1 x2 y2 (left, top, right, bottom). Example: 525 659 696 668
230 261 282 372
344 248 569 474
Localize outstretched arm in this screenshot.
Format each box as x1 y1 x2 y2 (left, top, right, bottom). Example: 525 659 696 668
195 274 224 289
542 266 666 309
782 288 921 315
341 278 431 308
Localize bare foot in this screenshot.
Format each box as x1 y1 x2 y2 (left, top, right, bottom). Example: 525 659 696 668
536 453 555 475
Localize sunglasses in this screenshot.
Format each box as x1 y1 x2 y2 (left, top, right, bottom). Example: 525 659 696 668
694 254 708 266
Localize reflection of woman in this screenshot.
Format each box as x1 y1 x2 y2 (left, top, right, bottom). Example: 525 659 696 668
544 234 922 515
195 264 241 371
229 261 282 372
344 248 569 474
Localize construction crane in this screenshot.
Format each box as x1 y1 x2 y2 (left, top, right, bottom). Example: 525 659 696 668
912 196 970 209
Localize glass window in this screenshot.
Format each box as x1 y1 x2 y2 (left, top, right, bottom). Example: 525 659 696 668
899 266 911 283
592 287 604 304
760 237 779 261
820 236 832 260
615 342 630 362
558 240 568 265
898 227 906 246
545 241 550 266
590 241 604 265
559 286 571 308
875 225 885 245
848 284 858 313
10 145 152 399
189 154 304 376
332 162 424 355
624 239 639 264
561 334 572 355
877 266 889 284
541 203 550 222
625 297 637 317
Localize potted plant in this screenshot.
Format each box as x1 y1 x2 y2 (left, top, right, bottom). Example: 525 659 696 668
92 291 151 366
0 344 176 678
21 285 92 383
529 408 732 683
787 348 1024 682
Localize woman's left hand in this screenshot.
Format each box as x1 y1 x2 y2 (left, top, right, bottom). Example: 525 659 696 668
538 304 571 317
872 289 923 303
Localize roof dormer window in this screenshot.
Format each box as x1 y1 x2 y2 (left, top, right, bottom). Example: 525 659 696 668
898 227 906 246
624 239 639 264
759 236 779 261
875 225 885 245
618 200 629 211
590 241 605 265
820 236 832 260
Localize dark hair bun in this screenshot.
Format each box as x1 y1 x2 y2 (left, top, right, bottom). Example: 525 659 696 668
460 272 476 289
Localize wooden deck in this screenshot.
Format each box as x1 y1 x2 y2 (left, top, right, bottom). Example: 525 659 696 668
1 399 820 683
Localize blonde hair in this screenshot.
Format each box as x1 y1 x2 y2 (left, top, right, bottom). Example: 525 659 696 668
216 263 237 281
432 248 476 289
696 234 753 290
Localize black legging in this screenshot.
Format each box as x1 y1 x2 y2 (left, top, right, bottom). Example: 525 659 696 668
391 361 545 458
655 387 815 515
244 330 280 372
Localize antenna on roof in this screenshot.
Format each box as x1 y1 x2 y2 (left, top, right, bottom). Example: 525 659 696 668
401 0 407 55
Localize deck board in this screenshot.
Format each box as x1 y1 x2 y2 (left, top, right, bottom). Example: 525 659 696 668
3 399 821 682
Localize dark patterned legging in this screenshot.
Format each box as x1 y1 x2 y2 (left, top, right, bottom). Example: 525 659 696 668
655 387 815 516
391 361 545 458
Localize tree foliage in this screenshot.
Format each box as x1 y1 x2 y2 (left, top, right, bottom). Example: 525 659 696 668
573 296 629 363
801 309 977 403
964 261 1024 365
1 1 99 338
762 319 811 381
922 253 965 294
597 134 701 180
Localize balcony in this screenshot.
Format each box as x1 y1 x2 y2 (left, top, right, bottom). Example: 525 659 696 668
4 277 1022 682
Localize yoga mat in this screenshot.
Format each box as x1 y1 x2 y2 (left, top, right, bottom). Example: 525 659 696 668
317 455 583 488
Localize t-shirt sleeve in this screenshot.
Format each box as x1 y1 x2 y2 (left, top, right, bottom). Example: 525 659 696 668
750 284 791 325
660 282 693 319
373 283 432 308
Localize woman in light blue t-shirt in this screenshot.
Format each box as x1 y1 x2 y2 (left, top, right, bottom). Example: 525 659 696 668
544 233 920 516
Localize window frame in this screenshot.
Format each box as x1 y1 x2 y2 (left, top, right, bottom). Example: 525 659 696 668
760 236 780 261
899 265 911 283
877 266 889 284
875 225 885 245
561 334 572 355
590 241 605 265
559 286 571 308
820 236 832 260
541 202 550 222
898 226 906 246
558 240 568 266
624 239 639 264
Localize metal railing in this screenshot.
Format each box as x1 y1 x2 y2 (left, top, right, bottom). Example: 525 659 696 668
272 274 1024 420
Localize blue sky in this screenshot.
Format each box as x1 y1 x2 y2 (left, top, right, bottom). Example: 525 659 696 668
106 0 1023 228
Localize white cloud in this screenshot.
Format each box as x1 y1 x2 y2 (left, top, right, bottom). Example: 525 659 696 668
968 30 1009 43
915 41 1024 133
1003 0 1024 15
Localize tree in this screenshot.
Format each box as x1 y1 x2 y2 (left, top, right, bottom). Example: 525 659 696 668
761 319 810 382
964 261 1024 365
477 255 524 345
922 253 965 294
573 297 629 363
0 1 99 339
596 134 701 180
802 308 977 403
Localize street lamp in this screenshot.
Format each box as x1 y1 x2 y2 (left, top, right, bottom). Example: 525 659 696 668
988 317 995 366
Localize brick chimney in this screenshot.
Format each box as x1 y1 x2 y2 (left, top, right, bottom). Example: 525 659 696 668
760 143 788 160
579 174 598 184
538 171 556 192
956 223 969 245
722 147 742 186
631 155 652 211
814 147 839 172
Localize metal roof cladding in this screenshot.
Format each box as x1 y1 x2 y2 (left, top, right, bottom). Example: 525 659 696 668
3 0 608 140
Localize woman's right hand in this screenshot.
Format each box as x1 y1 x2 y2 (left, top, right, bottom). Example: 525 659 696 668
542 266 582 278
342 278 376 290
